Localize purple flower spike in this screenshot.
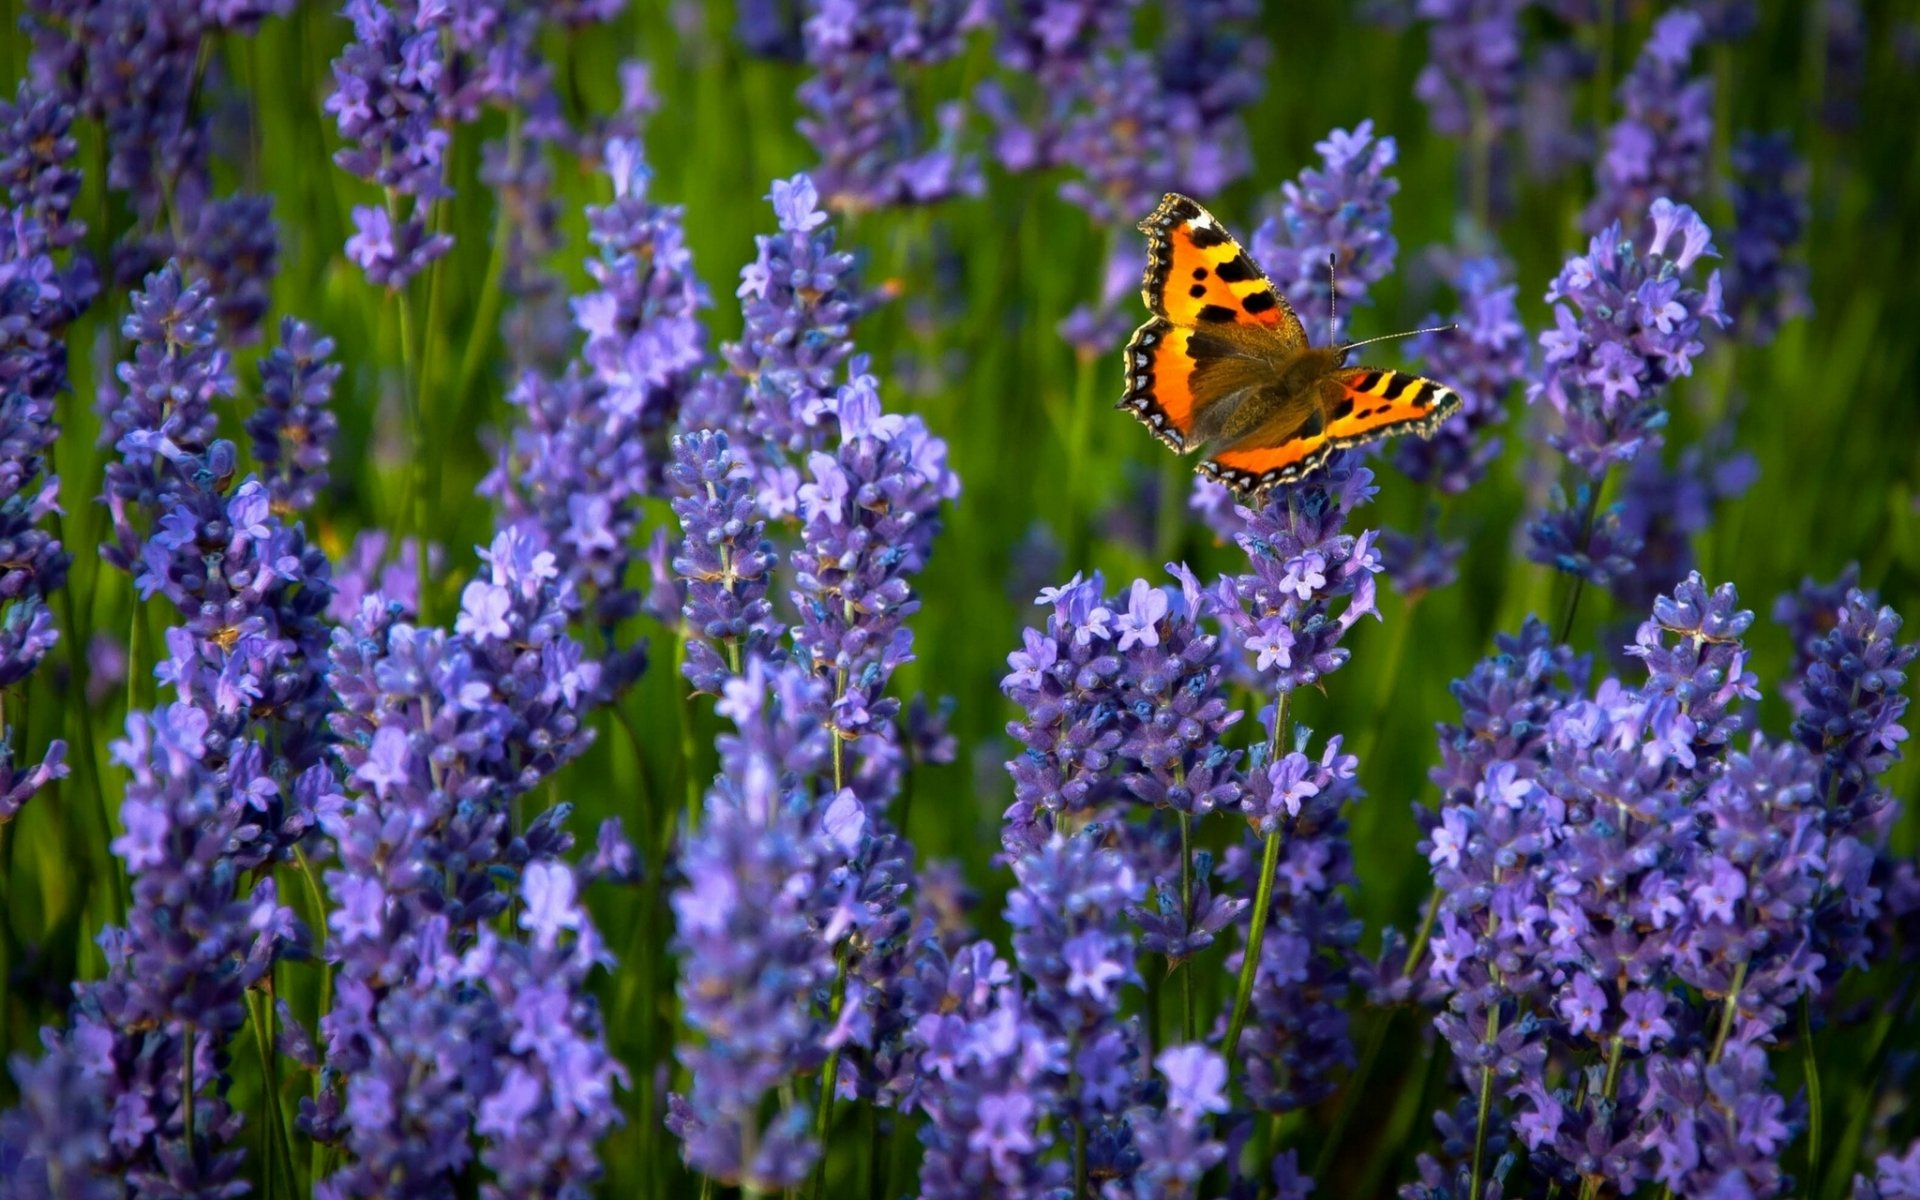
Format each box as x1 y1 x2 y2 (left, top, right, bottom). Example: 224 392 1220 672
681 173 869 465
668 430 783 695
484 137 711 699
797 0 982 211
1212 459 1383 696
0 107 90 818
1726 130 1812 345
1586 8 1714 235
1526 199 1727 591
1394 253 1530 497
248 317 341 514
1412 570 1900 1195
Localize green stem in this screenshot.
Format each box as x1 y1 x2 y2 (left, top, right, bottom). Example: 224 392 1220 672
1576 1039 1626 1200
1554 470 1609 646
1801 995 1822 1181
1313 1005 1395 1180
1223 831 1283 1063
1178 810 1196 1044
673 635 701 831
248 985 295 1197
1711 961 1748 1063
1074 1116 1089 1199
1223 692 1292 1063
810 948 851 1200
50 507 120 922
1404 888 1443 978
1468 1006 1501 1200
182 1024 196 1154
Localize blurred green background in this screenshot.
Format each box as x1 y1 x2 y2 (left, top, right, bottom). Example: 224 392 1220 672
1 0 1917 1194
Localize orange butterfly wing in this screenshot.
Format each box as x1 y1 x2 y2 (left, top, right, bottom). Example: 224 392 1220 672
1321 367 1461 445
1120 194 1303 451
1135 194 1305 339
1199 368 1462 497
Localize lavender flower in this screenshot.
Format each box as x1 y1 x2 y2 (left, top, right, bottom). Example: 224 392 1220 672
1526 198 1727 590
1585 8 1713 235
1779 578 1915 975
0 117 89 818
680 174 868 467
2 703 309 1193
1858 1139 1920 1199
1112 1045 1230 1199
0 82 85 245
1726 131 1812 345
1410 0 1526 143
1393 253 1529 497
1000 567 1240 854
1005 829 1146 1178
668 659 837 1189
23 6 282 339
796 0 982 211
1251 120 1400 347
247 317 341 514
1211 460 1384 698
1232 731 1364 1112
668 430 782 696
909 939 1066 1198
311 527 614 1193
1412 573 1880 1196
484 138 711 697
327 0 589 288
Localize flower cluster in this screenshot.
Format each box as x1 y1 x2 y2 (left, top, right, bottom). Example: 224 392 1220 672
484 138 711 697
0 702 311 1192
1585 8 1714 236
1409 0 1527 143
328 0 611 288
103 268 339 780
1413 572 1911 1196
1726 130 1812 345
23 2 284 338
246 317 341 515
796 0 982 211
667 659 839 1189
1393 254 1529 498
1526 198 1728 589
668 430 784 695
682 175 869 468
1212 461 1384 697
1230 732 1365 1112
309 527 617 1193
0 86 92 819
1000 567 1240 855
1250 120 1400 347
789 367 960 801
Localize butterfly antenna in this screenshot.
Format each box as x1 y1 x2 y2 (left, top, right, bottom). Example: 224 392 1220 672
1337 323 1458 355
1326 252 1338 338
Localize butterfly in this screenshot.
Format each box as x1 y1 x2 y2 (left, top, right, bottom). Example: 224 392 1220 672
1119 193 1461 499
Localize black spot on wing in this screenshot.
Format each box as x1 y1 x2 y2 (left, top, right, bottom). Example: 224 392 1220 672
1408 381 1433 408
1380 374 1412 401
1189 284 1207 299
1213 253 1257 283
1188 223 1231 250
1196 304 1239 323
1240 291 1277 316
1192 267 1207 280
1351 371 1381 393
1330 397 1354 421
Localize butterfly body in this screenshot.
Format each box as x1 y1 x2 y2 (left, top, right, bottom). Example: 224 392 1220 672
1119 193 1461 498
